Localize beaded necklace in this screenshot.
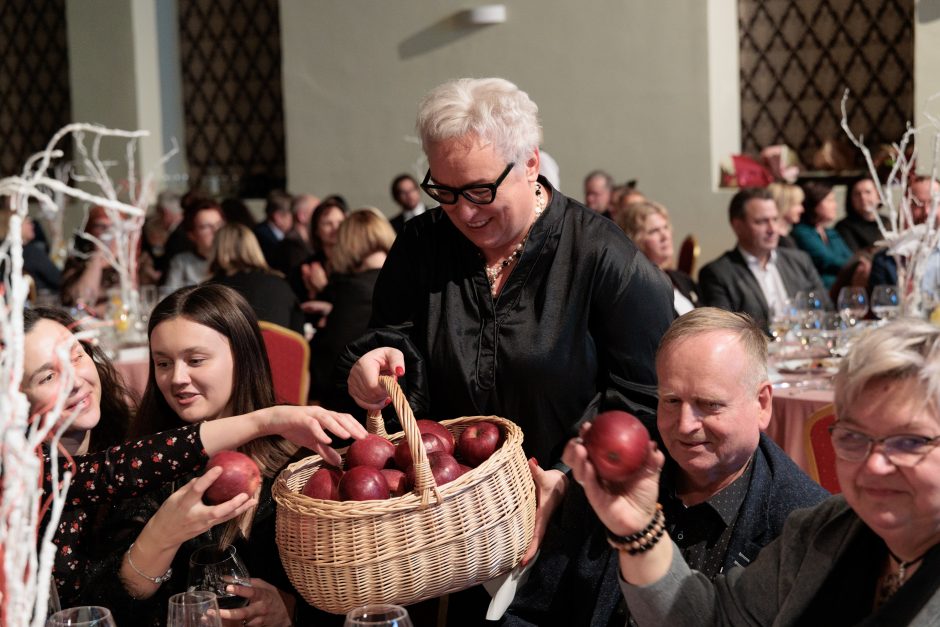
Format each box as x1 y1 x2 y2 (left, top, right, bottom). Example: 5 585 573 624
484 183 545 295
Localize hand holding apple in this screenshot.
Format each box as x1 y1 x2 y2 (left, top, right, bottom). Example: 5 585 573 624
203 450 261 505
582 411 650 488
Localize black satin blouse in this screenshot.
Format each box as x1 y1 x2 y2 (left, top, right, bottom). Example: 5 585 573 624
341 179 673 467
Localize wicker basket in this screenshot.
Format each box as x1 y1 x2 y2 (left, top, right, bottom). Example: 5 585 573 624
273 375 537 614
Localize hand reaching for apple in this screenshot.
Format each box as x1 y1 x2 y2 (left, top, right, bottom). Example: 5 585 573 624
218 578 293 627
561 423 665 538
347 347 406 410
257 405 368 467
520 460 568 567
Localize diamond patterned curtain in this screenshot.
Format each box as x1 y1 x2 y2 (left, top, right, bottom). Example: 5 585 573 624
739 0 914 167
0 0 71 177
178 0 286 198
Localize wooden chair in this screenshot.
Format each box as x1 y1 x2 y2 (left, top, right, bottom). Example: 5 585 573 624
677 234 700 277
803 403 841 494
259 320 310 406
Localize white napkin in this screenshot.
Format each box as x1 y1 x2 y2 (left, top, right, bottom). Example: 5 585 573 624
483 552 538 620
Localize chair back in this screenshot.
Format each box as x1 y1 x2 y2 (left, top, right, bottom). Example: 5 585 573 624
677 234 700 277
803 403 841 494
259 320 310 405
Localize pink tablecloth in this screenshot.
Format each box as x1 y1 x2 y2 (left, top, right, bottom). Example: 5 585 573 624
766 386 834 475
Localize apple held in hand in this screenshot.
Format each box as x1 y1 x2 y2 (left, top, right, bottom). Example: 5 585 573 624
457 421 503 467
582 410 650 486
346 434 396 470
203 450 261 505
394 432 447 470
415 419 455 455
406 451 462 488
339 466 391 501
302 467 343 500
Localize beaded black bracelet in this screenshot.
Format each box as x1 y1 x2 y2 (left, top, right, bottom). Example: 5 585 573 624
605 504 667 555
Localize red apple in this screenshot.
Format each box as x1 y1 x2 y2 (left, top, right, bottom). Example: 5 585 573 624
301 467 343 500
415 419 455 455
346 434 396 470
203 450 261 505
457 421 504 467
406 451 463 488
339 466 391 501
458 464 473 477
380 468 410 497
394 432 447 470
582 410 650 487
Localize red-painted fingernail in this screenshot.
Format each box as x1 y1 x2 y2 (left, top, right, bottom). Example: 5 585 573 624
395 366 405 377
384 397 392 406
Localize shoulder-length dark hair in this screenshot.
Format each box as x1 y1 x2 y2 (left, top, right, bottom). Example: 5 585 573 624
800 181 833 226
133 284 296 544
308 198 349 256
23 307 132 452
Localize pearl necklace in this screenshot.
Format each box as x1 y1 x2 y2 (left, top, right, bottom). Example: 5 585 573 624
484 183 545 295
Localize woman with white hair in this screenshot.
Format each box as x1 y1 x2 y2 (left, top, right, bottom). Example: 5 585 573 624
341 77 673 622
566 318 940 625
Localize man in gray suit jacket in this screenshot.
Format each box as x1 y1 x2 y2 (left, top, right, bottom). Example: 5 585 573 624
699 188 828 331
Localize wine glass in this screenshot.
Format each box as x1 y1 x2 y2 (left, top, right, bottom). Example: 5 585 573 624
871 285 900 322
167 591 222 627
770 298 796 342
837 287 869 327
344 604 414 627
188 544 251 611
46 607 116 627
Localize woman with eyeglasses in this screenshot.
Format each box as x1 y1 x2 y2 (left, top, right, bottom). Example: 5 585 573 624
564 318 940 626
340 77 673 624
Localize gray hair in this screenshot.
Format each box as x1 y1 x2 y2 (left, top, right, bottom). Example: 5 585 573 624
416 77 543 165
657 308 769 390
835 318 940 419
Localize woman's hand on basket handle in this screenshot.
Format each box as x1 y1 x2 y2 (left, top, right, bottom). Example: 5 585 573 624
520 458 568 566
200 405 367 467
348 347 406 410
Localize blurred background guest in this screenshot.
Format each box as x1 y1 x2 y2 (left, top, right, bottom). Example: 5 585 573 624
290 197 348 303
583 169 614 216
792 182 855 289
273 193 319 275
767 182 804 249
389 174 425 235
253 190 293 266
836 175 886 253
309 208 395 407
208 223 305 335
617 199 699 315
220 196 257 230
60 205 119 312
139 191 184 285
164 198 224 291
0 207 61 294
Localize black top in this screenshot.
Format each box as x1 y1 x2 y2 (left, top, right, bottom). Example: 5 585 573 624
209 270 305 335
310 269 381 406
341 178 673 468
834 212 886 253
23 240 62 291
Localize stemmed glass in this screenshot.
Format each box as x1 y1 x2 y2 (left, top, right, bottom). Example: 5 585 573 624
793 291 826 348
344 604 414 627
46 607 116 627
837 287 869 327
188 544 252 611
167 591 222 627
871 285 900 322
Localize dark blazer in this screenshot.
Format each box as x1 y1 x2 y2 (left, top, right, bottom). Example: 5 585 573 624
390 212 407 235
698 247 828 330
253 221 282 267
209 270 305 335
666 268 700 309
501 435 830 627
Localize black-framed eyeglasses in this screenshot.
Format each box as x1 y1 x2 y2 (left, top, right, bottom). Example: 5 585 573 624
828 423 940 467
420 162 515 205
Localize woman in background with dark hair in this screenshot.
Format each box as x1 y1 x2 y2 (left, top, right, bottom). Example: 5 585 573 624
791 182 854 289
835 176 885 253
89 284 364 625
208 223 305 334
293 198 348 301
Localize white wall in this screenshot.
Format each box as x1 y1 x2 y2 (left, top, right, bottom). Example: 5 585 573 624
280 0 740 269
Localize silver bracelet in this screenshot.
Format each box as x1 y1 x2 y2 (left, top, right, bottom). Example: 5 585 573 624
125 542 173 585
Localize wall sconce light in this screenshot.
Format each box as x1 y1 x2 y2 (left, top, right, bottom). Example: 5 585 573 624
465 5 507 25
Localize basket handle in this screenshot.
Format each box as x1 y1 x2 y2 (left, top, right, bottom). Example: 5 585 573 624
367 375 443 508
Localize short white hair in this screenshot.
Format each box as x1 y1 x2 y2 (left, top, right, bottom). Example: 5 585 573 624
835 318 940 419
416 77 543 165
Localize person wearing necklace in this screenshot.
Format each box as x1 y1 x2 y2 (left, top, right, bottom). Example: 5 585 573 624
564 317 940 626
340 77 673 625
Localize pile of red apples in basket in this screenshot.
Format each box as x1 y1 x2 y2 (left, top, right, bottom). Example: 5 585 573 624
302 420 504 501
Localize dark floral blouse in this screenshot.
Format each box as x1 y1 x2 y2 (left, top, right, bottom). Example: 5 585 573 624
44 423 208 607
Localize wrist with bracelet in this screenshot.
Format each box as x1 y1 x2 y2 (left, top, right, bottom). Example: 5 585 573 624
606 503 666 556
125 542 173 585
